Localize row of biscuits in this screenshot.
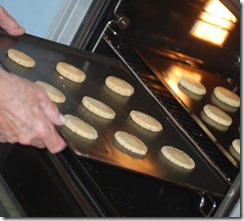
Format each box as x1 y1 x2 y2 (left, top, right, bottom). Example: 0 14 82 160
178 77 240 160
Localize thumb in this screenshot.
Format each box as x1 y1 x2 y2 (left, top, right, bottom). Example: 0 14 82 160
0 6 25 36
38 91 66 126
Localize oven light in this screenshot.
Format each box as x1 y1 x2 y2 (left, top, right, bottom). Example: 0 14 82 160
191 20 229 46
191 0 237 46
200 12 235 30
204 0 237 23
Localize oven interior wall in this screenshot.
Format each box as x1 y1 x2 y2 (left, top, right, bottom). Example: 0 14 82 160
122 0 239 76
82 0 240 78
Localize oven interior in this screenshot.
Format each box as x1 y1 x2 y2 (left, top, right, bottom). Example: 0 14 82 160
87 0 240 178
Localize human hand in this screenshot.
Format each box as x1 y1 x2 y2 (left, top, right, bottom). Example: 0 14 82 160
0 5 25 35
0 69 67 153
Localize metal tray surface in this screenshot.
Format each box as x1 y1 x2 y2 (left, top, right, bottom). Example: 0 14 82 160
0 32 229 197
134 46 240 168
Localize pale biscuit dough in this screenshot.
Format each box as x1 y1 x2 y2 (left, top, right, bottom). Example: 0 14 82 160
130 110 163 132
64 114 98 140
229 145 240 162
161 145 195 170
35 80 66 103
211 93 238 113
7 48 35 67
105 76 134 96
114 131 148 156
178 84 204 101
200 111 228 132
56 62 86 83
179 77 206 95
213 86 240 107
203 104 232 127
229 140 240 161
82 96 116 119
232 139 240 154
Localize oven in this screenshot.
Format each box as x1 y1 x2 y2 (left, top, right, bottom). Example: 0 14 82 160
0 0 240 217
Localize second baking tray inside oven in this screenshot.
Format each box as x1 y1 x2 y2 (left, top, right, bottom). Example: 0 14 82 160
0 31 229 197
134 46 240 168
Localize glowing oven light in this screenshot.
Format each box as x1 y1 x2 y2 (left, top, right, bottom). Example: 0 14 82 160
191 0 237 46
200 12 235 30
192 21 229 46
205 0 237 23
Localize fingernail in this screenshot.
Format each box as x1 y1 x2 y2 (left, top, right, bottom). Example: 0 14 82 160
59 114 66 124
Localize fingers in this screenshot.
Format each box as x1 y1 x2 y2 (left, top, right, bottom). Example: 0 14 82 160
0 133 7 143
0 88 67 153
37 88 66 126
40 125 67 154
0 120 66 153
30 118 66 153
17 117 66 153
33 88 67 153
35 87 67 152
0 6 25 36
29 139 46 149
0 71 66 153
0 132 16 144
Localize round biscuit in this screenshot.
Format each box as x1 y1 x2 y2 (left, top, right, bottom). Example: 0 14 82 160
64 114 98 140
82 96 116 119
7 48 35 68
161 145 195 170
178 84 204 100
232 139 240 154
35 80 66 103
213 86 240 107
56 62 86 83
211 93 238 113
130 110 163 132
229 145 240 161
105 76 134 96
203 104 232 127
179 77 206 95
200 111 228 132
114 131 148 156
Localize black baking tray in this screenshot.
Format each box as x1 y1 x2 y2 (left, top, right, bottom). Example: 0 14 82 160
0 31 229 197
134 46 240 168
